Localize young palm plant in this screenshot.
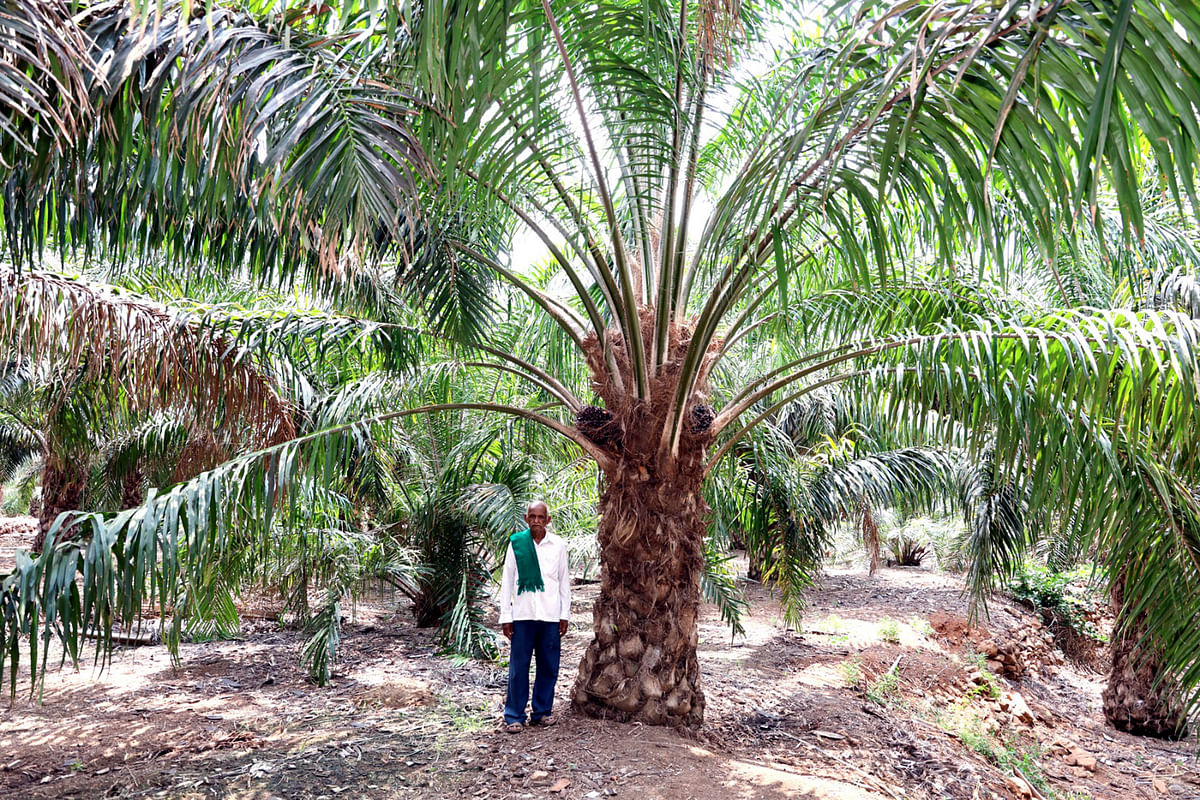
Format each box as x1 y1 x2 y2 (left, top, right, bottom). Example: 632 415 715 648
389 420 534 659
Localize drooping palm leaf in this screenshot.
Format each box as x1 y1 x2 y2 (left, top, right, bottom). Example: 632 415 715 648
0 270 294 444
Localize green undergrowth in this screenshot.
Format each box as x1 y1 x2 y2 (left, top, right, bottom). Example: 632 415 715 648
937 698 1051 796
866 661 903 706
1006 561 1108 643
432 698 492 758
839 657 862 687
909 617 934 638
440 698 492 735
966 652 1002 699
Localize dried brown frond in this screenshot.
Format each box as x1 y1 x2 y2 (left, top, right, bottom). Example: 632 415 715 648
697 0 743 70
0 270 294 449
171 431 233 482
0 0 96 155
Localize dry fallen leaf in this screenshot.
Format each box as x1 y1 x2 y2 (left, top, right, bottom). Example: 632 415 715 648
550 778 571 793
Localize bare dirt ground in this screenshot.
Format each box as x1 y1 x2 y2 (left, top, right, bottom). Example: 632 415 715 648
2 515 1199 800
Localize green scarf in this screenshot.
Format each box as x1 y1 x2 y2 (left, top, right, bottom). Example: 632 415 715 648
510 528 544 595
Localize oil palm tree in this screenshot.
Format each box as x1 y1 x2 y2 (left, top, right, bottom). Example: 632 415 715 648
421 0 1200 727
945 185 1200 739
707 387 956 590
388 422 534 658
0 263 591 683
5 0 1200 729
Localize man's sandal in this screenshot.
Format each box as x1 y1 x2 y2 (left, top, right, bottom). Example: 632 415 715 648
530 715 557 727
504 722 524 734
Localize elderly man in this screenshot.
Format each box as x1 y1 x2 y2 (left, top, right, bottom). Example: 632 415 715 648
498 500 570 733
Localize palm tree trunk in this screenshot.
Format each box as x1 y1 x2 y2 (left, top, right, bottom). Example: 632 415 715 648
570 320 717 726
1102 633 1188 739
1102 578 1188 739
861 500 880 576
121 468 144 509
31 454 87 553
571 464 707 725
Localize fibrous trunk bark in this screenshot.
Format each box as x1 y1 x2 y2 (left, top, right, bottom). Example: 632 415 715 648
571 316 716 726
1103 633 1188 739
31 454 88 553
571 466 707 725
861 501 880 576
1102 579 1188 739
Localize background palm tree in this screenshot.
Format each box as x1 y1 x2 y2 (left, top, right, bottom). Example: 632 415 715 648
941 180 1200 739
0 271 294 549
706 388 956 606
4 0 1200 732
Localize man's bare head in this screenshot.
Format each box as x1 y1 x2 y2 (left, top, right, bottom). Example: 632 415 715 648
525 500 550 539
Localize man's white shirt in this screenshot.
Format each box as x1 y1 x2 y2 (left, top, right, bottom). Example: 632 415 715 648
498 531 571 624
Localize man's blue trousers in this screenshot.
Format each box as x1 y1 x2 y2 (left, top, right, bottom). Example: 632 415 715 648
504 620 561 725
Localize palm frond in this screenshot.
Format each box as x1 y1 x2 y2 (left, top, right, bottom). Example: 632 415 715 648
956 449 1026 614
3 1 427 287
0 271 294 445
0 0 93 174
300 590 342 686
700 540 747 638
1 451 41 516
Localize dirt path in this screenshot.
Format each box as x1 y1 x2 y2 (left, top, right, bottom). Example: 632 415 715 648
2 519 1198 799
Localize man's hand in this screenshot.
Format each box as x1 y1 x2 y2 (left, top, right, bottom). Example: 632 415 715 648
559 619 568 636
502 622 513 640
